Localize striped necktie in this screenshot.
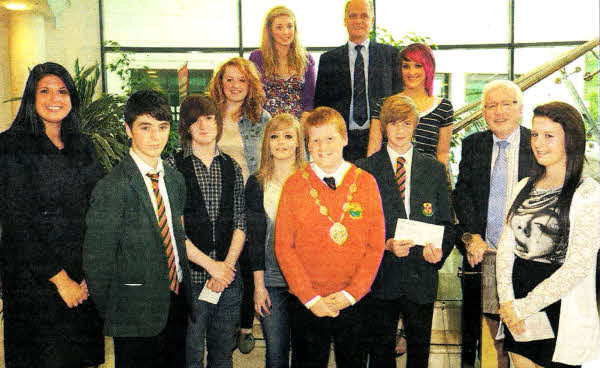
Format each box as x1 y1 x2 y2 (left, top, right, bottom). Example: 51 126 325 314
147 172 179 294
395 157 406 201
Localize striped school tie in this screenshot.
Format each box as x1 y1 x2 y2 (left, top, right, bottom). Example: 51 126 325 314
395 157 406 201
146 172 179 294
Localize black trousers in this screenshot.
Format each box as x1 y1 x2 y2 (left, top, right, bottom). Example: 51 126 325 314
114 288 187 368
362 294 434 368
290 297 364 368
462 271 482 366
239 262 255 330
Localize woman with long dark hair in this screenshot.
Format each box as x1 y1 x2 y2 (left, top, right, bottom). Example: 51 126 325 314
496 102 600 367
0 62 104 367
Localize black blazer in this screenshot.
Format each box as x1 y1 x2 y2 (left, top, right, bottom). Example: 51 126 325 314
357 147 455 304
314 41 401 125
452 126 535 271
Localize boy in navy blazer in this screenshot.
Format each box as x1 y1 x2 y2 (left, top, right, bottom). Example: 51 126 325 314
357 94 455 368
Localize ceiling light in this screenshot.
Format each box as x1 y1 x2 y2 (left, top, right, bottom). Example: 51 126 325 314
4 2 29 10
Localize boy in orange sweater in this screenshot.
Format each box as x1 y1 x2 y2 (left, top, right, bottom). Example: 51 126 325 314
275 106 385 367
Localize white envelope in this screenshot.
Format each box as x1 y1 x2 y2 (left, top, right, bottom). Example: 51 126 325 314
198 283 222 304
509 311 555 342
394 218 445 249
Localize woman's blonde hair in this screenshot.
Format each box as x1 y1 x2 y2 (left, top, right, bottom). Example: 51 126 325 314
207 57 265 123
256 113 306 188
260 5 307 77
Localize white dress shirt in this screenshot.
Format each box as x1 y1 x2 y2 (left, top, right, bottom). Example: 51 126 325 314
311 161 351 188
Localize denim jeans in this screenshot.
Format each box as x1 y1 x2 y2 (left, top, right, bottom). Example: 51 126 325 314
186 275 241 368
259 287 292 368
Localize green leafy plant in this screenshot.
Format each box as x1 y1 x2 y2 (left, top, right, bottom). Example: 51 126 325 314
370 27 437 50
104 40 180 156
104 41 163 95
72 60 129 171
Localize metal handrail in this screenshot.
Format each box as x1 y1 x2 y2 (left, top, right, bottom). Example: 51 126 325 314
452 37 600 134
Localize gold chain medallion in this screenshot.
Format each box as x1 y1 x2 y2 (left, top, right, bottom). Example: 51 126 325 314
329 222 348 245
302 166 361 246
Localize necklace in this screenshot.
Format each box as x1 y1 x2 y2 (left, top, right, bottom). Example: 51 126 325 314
301 167 362 245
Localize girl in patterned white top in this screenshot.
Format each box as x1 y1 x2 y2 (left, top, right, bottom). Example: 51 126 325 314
497 101 600 367
249 5 315 119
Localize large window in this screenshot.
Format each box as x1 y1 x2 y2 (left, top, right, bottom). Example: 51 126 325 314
376 0 509 45
102 0 239 48
241 0 348 48
514 0 599 43
100 0 599 131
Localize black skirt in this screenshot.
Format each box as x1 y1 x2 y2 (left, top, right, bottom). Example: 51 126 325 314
503 256 580 367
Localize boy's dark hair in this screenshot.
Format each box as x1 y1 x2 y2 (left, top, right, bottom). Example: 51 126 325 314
178 94 222 145
124 90 172 126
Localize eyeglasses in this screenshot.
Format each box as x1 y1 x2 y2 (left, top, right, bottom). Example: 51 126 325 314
484 100 518 111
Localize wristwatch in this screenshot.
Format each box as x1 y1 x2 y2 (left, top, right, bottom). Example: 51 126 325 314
461 232 474 246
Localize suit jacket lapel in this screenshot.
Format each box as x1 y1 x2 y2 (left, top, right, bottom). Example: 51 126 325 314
340 44 352 93
123 155 163 240
163 165 187 260
479 131 494 217
163 166 182 231
367 42 377 101
518 126 532 180
409 150 428 220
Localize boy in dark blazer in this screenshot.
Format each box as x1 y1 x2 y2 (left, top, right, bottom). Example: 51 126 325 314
357 94 455 368
83 90 193 368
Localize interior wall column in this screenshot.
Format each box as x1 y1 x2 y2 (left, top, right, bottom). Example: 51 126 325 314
7 12 46 121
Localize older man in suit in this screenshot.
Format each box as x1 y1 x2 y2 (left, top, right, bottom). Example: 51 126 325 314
453 80 535 367
84 91 198 368
314 0 401 162
357 94 455 368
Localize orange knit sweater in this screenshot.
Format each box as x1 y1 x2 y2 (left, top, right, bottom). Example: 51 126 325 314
274 163 385 304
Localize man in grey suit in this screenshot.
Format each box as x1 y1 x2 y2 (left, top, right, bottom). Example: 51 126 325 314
314 0 401 162
84 91 201 368
453 80 535 367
